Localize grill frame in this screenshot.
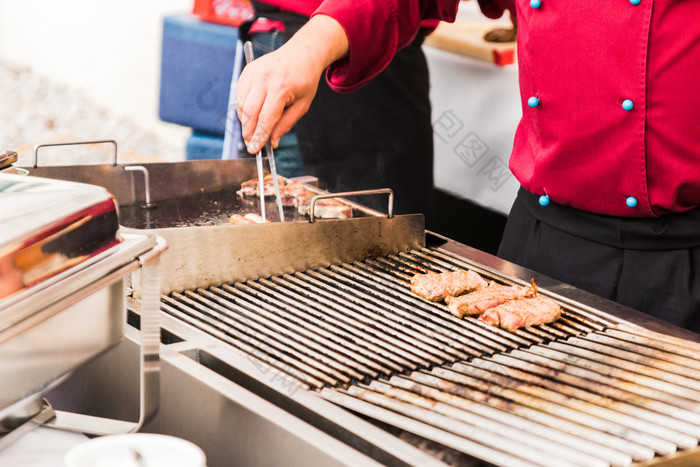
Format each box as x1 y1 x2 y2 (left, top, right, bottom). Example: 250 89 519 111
149 232 700 467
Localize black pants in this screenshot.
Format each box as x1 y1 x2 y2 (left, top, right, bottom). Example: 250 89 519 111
498 188 700 333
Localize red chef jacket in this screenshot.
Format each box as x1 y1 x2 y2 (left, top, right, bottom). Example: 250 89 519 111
306 0 700 218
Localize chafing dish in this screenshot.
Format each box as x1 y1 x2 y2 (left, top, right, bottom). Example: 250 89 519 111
0 172 166 448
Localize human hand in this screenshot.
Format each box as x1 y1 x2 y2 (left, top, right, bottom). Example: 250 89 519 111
236 14 349 154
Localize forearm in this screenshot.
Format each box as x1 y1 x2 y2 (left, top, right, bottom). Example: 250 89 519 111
285 14 349 74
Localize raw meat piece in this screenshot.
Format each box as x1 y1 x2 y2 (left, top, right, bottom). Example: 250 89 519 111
478 295 562 330
445 282 534 318
236 174 286 198
410 270 488 302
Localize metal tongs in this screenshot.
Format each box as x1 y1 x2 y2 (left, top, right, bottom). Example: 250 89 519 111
243 41 285 223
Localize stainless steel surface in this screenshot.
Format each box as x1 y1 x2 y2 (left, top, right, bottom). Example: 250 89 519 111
46 235 166 436
157 238 700 466
265 141 285 222
0 173 120 302
128 214 425 295
33 140 118 168
47 327 429 467
0 231 159 439
243 41 271 223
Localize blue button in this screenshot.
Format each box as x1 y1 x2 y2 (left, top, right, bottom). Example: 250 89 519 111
622 99 634 111
539 195 550 206
530 0 541 8
528 96 540 108
630 0 641 4
626 196 638 208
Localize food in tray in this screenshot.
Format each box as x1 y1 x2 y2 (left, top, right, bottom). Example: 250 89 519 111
236 176 353 219
296 197 353 219
445 282 535 318
479 295 562 331
236 174 287 198
411 270 562 329
410 270 488 302
229 213 269 225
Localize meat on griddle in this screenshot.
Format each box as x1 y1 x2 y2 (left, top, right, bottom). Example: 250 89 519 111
236 174 287 198
445 282 534 318
478 295 562 330
229 213 269 225
237 176 353 219
410 270 488 302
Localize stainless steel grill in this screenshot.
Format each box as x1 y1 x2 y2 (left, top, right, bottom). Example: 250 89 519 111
160 247 611 391
154 245 700 466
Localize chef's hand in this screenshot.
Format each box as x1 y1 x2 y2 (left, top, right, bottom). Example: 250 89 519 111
236 14 349 154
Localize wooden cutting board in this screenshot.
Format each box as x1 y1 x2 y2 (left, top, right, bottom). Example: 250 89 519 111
424 19 517 66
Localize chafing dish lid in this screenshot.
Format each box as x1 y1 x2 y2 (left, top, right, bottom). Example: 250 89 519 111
0 173 120 301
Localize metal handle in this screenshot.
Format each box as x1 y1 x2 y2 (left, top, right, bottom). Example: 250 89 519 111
44 236 166 436
309 188 394 223
33 140 118 168
124 165 157 209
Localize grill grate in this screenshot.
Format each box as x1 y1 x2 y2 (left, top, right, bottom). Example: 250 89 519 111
162 246 700 465
162 247 608 390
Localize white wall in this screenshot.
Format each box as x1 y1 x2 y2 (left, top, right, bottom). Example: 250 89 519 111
0 0 192 142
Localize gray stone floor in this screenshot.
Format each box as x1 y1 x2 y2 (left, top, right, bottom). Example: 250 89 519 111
1 60 184 167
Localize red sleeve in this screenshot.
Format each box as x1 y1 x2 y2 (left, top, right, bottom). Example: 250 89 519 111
312 0 460 93
476 0 517 23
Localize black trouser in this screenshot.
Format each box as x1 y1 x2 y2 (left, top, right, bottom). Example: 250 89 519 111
249 2 435 222
498 188 700 333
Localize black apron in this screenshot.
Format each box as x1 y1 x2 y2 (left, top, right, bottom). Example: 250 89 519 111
498 187 700 333
248 1 435 222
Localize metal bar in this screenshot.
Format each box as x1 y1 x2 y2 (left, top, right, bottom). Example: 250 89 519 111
302 268 472 360
319 388 543 467
342 385 581 467
210 285 386 377
408 370 655 462
367 380 610 467
226 282 406 373
238 279 421 370
266 274 439 366
444 364 677 456
346 260 527 350
160 297 324 388
170 291 350 385
527 345 700 403
470 356 700 444
550 341 700 393
386 375 632 467
186 289 368 381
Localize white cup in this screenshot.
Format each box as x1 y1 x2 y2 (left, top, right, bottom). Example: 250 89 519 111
64 433 206 467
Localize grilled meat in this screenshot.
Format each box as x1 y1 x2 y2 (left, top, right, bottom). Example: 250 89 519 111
297 198 353 219
236 174 287 198
229 213 269 225
237 177 353 219
445 282 534 318
279 181 313 208
478 295 562 330
410 270 488 302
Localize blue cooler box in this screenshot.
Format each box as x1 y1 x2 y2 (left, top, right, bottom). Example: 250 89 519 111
159 14 239 136
185 131 225 160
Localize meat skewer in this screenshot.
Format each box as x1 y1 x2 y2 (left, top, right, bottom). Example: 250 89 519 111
445 281 535 318
479 295 562 330
410 270 488 302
